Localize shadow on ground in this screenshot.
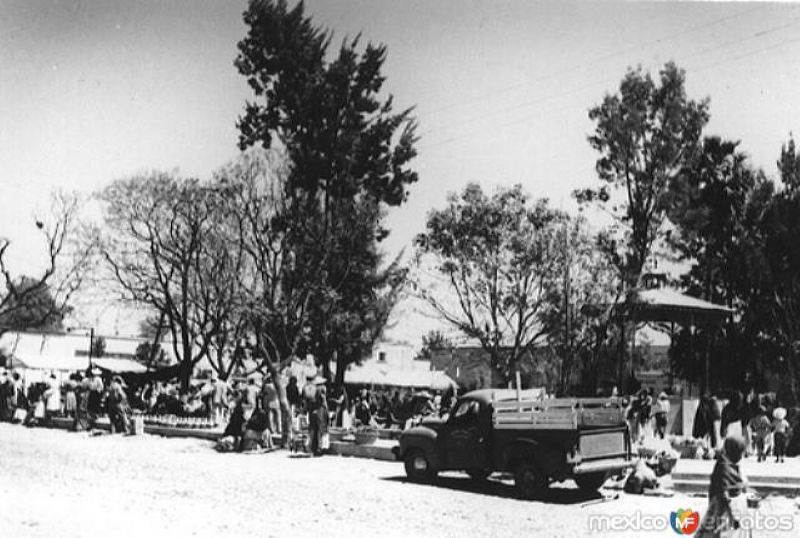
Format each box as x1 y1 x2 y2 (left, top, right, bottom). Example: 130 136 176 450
380 474 604 505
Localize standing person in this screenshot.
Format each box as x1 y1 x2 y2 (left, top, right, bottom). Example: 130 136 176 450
63 375 78 419
721 391 743 439
314 386 329 456
200 377 214 418
696 435 748 538
637 389 653 440
211 376 229 424
74 374 90 431
693 394 715 448
106 376 130 434
355 394 372 426
772 407 790 463
223 384 245 451
241 377 259 425
653 392 670 439
305 380 321 455
748 405 771 462
86 369 104 429
260 375 281 435
302 374 318 413
285 376 301 416
10 372 23 423
626 394 642 444
0 369 8 421
0 369 16 422
44 373 61 425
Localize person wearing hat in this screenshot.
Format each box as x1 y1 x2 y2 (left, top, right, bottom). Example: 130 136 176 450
106 376 130 434
43 373 62 425
772 407 790 463
86 369 104 429
652 392 670 439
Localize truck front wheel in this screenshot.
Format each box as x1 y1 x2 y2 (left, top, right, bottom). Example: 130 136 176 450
514 462 547 500
574 471 608 492
404 449 436 482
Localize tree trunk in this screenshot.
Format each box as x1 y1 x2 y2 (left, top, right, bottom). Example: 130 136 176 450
335 351 346 390
260 342 292 448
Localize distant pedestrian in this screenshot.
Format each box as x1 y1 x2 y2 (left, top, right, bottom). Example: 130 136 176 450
772 407 790 463
74 375 91 431
86 369 104 429
720 391 743 439
0 369 10 422
44 373 61 424
260 375 281 435
285 376 301 415
748 406 771 462
106 376 130 434
241 377 259 424
693 394 717 448
211 376 229 424
64 376 78 419
653 392 670 439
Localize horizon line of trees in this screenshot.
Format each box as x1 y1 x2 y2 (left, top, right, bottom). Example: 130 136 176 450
7 2 800 410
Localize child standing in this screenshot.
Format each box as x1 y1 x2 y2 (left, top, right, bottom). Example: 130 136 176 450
772 407 790 463
748 406 771 462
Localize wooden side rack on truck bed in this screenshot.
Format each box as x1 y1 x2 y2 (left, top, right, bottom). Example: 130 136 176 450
491 395 626 430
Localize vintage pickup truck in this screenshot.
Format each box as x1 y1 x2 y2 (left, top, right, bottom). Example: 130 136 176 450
392 389 633 499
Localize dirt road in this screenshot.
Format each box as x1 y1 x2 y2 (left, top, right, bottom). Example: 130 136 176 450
1 424 797 537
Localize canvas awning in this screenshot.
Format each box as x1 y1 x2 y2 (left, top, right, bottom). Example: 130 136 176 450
345 362 456 390
10 354 149 374
93 358 149 374
11 354 90 371
613 288 734 324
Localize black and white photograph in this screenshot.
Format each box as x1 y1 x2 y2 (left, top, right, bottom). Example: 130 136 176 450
2 1 800 536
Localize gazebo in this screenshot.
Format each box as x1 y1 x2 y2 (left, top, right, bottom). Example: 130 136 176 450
613 278 734 393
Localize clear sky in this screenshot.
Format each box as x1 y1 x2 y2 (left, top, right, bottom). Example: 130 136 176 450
2 0 800 342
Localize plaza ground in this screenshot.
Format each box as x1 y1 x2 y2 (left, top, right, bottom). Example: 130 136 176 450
1 424 798 538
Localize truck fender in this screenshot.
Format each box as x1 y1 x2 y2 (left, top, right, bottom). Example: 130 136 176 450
398 427 441 469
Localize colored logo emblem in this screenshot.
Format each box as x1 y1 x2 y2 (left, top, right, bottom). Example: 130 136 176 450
670 508 700 535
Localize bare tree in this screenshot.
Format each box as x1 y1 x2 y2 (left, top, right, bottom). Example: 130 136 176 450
217 149 318 446
0 192 95 335
98 172 244 389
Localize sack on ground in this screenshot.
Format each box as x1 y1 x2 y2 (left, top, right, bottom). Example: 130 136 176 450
215 435 237 453
624 460 658 494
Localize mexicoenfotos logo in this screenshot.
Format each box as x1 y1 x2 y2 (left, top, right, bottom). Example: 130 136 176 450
669 508 700 535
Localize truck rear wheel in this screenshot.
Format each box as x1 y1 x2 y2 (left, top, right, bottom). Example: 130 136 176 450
404 449 435 482
514 462 547 500
574 471 608 492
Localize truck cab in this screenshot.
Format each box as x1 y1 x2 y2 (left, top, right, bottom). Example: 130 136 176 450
394 389 633 499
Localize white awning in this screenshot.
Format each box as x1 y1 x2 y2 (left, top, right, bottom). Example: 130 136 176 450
93 358 148 374
11 354 90 372
345 361 456 389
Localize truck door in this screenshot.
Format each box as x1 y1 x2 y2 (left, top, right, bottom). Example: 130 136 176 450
440 399 485 470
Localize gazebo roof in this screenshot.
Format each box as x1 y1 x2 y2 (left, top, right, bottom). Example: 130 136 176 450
614 287 734 324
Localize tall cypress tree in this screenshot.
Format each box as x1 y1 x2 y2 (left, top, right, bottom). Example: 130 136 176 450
235 0 418 384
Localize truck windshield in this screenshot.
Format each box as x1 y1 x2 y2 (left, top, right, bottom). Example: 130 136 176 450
452 400 479 419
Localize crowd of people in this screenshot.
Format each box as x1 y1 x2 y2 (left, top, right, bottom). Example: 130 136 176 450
620 384 799 463
0 367 131 433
